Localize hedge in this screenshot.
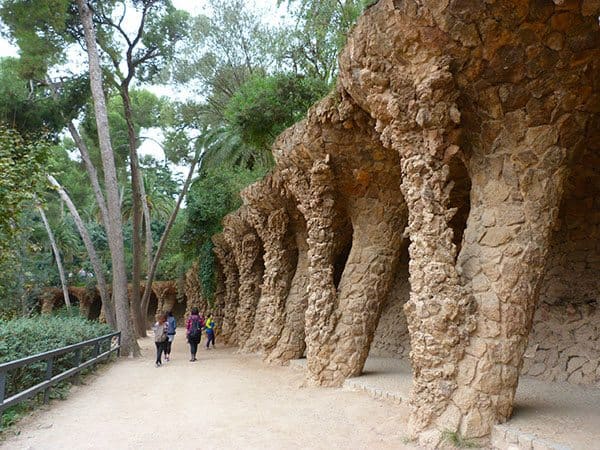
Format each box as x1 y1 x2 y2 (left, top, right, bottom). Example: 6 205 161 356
0 310 113 426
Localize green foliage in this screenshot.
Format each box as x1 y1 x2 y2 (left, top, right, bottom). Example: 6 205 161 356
81 89 164 168
441 430 480 448
198 240 216 304
174 0 277 126
0 127 48 259
0 58 88 139
278 0 368 82
0 311 112 429
0 311 112 400
183 165 265 301
0 0 74 78
225 72 329 151
184 166 265 252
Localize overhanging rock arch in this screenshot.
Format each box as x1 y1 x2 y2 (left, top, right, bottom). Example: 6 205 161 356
338 0 599 444
207 0 599 445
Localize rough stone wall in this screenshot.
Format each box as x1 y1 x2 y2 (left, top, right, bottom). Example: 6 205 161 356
370 259 411 359
338 0 599 443
522 144 600 385
522 301 599 384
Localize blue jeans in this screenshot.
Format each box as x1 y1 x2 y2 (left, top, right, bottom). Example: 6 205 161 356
206 330 215 348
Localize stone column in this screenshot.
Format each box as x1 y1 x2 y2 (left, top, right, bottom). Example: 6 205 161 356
213 234 239 345
184 262 206 317
224 210 264 347
324 196 405 383
448 121 577 441
212 262 226 336
243 205 294 355
280 159 340 385
267 217 309 364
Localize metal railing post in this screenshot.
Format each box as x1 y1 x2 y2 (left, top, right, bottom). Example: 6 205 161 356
0 370 6 407
74 349 82 385
117 332 122 357
43 358 53 404
0 369 4 430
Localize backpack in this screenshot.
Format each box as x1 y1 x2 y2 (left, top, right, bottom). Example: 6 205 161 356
154 323 167 343
189 317 202 340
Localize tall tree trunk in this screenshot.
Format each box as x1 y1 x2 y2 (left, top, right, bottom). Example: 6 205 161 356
76 0 139 356
47 175 116 328
37 206 71 309
45 79 110 229
141 148 202 317
120 86 146 337
65 122 110 228
142 178 153 288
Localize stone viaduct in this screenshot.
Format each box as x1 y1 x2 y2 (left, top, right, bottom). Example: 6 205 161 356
40 262 207 325
210 0 599 446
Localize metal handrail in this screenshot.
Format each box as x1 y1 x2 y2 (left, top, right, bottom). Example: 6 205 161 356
0 331 121 416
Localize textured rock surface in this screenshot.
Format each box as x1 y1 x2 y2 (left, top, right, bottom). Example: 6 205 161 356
241 175 297 355
184 262 206 318
212 233 240 345
370 252 411 360
223 209 264 347
207 0 599 445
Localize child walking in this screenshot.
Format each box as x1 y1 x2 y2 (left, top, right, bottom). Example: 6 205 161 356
205 313 215 349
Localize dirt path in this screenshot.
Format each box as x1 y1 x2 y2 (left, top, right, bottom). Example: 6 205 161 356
1 329 414 450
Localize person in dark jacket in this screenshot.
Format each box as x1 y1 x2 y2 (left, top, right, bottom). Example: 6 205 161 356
165 311 176 361
186 307 204 362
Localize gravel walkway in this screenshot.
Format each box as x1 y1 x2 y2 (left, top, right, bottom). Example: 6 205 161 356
0 329 413 450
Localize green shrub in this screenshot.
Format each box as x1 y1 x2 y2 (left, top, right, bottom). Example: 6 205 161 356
0 310 112 401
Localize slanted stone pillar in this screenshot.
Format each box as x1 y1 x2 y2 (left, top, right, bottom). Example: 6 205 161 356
267 212 309 364
282 159 340 384
184 262 205 318
270 92 406 385
152 281 178 316
325 194 405 381
213 234 239 345
212 261 226 336
223 209 264 347
242 176 297 355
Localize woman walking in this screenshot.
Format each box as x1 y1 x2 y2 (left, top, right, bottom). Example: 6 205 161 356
152 313 168 367
186 307 204 362
165 311 176 361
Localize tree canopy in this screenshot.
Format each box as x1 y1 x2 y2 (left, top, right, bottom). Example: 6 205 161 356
0 0 369 315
